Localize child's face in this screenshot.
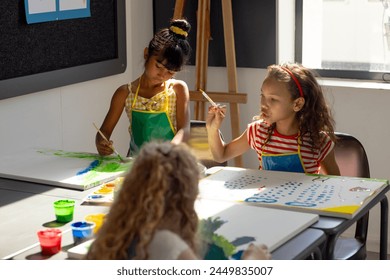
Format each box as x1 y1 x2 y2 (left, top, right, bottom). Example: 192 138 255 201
260 78 300 126
144 55 176 84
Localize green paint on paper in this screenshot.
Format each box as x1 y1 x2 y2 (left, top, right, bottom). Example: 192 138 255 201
38 149 113 161
37 149 133 187
95 162 130 173
199 217 236 259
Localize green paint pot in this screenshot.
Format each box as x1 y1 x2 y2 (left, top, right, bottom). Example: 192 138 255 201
53 199 75 223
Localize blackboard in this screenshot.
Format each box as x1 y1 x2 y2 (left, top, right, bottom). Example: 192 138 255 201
0 0 126 100
153 0 276 68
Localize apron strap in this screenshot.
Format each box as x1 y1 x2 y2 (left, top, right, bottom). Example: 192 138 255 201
132 78 142 108
296 134 307 173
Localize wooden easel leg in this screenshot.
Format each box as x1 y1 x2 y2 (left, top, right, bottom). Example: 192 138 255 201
173 0 186 19
195 0 210 120
221 0 242 167
173 0 244 167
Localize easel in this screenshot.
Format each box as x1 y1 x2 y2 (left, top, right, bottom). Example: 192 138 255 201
173 0 247 167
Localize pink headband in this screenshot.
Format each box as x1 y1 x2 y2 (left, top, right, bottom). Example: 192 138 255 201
281 67 304 98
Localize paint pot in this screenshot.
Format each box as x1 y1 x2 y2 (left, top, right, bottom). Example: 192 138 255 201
71 221 96 245
85 213 106 233
37 228 62 255
87 194 104 200
53 199 75 223
94 186 114 194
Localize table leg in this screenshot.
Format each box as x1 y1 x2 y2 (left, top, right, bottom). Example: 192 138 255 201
323 235 336 260
380 196 388 260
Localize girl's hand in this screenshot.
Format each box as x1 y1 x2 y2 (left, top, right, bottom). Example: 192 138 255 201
206 105 226 130
241 243 271 260
96 138 114 156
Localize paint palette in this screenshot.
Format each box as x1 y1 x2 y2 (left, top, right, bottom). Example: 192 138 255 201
82 177 124 205
199 167 388 219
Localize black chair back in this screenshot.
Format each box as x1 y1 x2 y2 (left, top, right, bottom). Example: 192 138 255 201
333 132 370 260
334 132 370 178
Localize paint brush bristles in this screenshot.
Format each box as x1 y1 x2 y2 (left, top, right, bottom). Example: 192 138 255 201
200 89 225 117
93 122 125 162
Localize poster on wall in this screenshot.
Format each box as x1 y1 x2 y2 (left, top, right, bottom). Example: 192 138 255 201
25 0 91 24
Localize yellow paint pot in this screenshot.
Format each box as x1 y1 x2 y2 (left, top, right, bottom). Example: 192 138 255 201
84 213 106 234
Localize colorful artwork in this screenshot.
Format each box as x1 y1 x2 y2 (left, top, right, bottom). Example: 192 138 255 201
199 167 388 219
199 217 255 260
0 149 132 190
195 201 319 257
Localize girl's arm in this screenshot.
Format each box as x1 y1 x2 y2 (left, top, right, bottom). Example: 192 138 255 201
320 148 341 175
206 106 250 163
96 84 128 155
171 80 190 144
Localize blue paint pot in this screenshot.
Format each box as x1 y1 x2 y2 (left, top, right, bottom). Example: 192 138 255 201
71 221 95 245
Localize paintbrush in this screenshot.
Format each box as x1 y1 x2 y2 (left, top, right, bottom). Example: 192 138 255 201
200 89 225 117
93 122 127 163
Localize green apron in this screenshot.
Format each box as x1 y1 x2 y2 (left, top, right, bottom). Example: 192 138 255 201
129 81 175 155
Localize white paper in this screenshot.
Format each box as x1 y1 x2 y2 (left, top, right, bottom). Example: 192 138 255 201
28 0 56 14
59 0 87 11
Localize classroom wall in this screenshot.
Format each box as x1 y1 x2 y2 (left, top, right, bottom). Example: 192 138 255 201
0 3 134 158
0 0 388 253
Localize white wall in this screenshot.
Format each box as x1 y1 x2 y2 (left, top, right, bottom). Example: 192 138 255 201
0 0 388 253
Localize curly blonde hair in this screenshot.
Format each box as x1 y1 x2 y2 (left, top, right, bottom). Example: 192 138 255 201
263 63 336 150
86 141 200 259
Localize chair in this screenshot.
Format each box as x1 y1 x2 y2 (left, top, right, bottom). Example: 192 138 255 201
332 132 370 260
188 120 227 168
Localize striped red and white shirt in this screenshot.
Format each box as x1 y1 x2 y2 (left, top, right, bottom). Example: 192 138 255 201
247 121 334 174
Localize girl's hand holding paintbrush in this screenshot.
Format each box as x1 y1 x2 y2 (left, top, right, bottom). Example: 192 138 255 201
201 90 226 130
95 132 115 156
93 123 121 157
201 90 226 117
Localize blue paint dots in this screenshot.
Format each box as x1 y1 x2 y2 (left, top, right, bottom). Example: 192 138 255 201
285 201 317 207
245 197 277 203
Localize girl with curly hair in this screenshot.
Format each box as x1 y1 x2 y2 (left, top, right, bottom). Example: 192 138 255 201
206 63 340 175
86 141 270 259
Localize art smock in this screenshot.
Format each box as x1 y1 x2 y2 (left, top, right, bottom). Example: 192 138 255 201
247 120 334 174
125 79 177 155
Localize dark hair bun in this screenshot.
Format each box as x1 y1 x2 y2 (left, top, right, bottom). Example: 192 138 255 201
169 19 191 39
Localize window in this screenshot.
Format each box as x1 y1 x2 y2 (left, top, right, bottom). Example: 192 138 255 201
296 0 390 81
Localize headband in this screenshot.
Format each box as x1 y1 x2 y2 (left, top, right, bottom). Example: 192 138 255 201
281 66 304 98
169 26 188 38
